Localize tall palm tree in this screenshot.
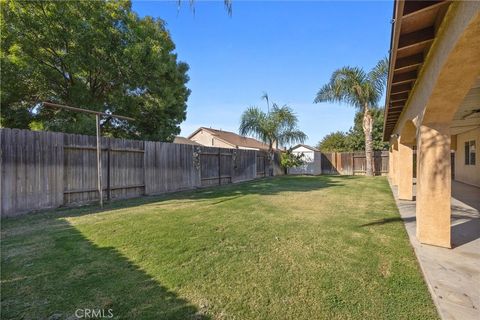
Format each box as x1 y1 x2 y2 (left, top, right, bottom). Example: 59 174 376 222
314 58 388 176
240 95 307 175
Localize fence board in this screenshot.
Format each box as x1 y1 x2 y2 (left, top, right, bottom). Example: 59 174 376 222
1 129 64 216
321 151 389 176
256 152 267 177
145 142 201 194
1 128 284 216
233 149 256 182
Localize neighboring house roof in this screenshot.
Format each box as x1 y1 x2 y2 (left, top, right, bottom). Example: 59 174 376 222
188 127 271 150
173 136 201 146
291 144 319 152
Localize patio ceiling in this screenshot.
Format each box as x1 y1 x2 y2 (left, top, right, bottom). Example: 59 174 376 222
451 77 480 135
383 0 452 141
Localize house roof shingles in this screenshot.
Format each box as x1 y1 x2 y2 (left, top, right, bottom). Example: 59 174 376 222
188 127 271 150
173 136 201 146
292 144 319 152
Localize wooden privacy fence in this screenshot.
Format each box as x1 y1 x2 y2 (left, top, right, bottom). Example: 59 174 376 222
321 151 389 175
0 128 283 217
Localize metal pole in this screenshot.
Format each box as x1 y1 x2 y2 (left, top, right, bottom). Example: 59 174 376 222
43 102 135 121
96 114 103 208
41 101 133 207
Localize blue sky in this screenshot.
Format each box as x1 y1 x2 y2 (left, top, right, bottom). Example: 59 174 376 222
132 0 393 146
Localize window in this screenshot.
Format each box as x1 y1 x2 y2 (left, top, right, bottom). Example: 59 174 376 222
464 140 476 165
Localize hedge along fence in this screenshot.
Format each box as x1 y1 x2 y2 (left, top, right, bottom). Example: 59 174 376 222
0 128 283 217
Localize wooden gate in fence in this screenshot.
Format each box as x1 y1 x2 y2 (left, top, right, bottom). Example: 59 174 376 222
256 152 267 177
199 149 233 187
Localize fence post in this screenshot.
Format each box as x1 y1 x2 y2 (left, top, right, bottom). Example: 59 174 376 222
351 152 354 176
143 141 147 195
106 142 111 201
95 114 103 208
264 154 266 177
218 149 221 186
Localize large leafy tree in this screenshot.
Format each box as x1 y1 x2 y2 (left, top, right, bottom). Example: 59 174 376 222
317 109 389 152
239 95 307 174
1 0 190 141
316 131 349 152
314 58 388 176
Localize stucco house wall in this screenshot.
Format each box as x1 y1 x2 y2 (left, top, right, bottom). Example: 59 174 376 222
188 128 266 150
288 145 322 175
454 127 480 187
189 130 235 149
292 146 315 162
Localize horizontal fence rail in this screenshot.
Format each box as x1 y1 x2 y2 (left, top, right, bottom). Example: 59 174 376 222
0 128 283 217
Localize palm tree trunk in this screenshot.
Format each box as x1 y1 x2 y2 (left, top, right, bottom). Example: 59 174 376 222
362 105 374 176
268 140 274 176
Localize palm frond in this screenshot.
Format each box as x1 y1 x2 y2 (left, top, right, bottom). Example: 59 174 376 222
224 0 233 15
278 130 307 146
240 97 306 149
367 57 388 106
177 0 232 16
271 104 296 128
314 67 367 109
239 106 269 142
261 92 270 111
315 59 388 110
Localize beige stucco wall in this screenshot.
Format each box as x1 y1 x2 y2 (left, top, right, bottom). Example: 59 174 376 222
454 127 480 187
386 1 480 248
189 130 261 150
190 130 235 149
292 146 314 162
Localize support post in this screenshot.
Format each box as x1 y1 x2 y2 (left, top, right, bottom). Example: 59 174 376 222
96 114 103 208
390 139 399 185
416 123 451 248
398 141 414 200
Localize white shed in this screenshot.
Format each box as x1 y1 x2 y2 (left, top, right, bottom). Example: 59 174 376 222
287 144 322 175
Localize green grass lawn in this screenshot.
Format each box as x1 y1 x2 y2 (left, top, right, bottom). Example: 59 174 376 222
1 176 438 319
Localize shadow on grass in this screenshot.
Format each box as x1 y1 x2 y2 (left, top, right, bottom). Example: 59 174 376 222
4 175 356 222
359 216 411 227
359 213 476 228
0 218 209 319
1 175 362 318
360 209 480 248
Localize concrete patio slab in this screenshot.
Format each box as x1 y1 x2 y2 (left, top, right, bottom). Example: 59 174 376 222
390 180 480 320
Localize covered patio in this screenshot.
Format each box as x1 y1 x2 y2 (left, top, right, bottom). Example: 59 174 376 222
384 1 479 318
391 180 479 319
384 0 480 248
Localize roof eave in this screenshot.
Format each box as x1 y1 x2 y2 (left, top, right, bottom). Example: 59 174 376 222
383 0 405 142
